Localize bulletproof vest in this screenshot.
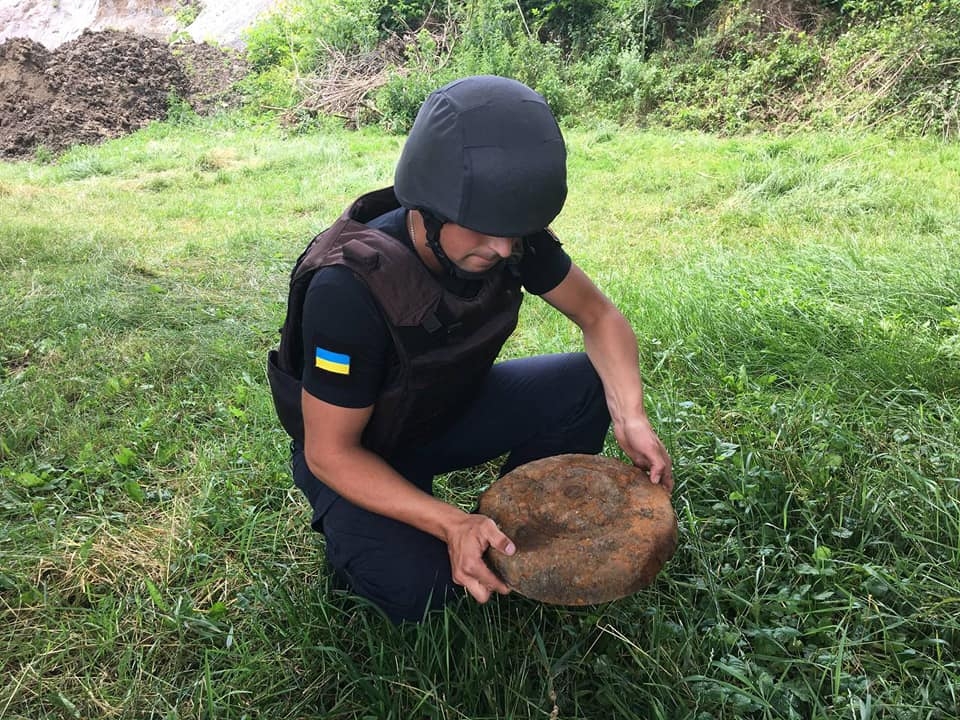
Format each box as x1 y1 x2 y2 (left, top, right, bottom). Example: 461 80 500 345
267 187 523 457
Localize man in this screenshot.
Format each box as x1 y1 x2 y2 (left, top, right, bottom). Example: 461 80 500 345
268 75 672 624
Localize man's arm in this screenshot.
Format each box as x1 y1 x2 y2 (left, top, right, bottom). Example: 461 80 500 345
542 263 673 491
300 389 516 602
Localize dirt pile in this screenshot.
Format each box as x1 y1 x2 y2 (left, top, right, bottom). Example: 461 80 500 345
173 40 250 115
0 29 248 159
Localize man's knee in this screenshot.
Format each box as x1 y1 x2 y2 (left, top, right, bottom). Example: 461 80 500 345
341 562 462 623
333 548 461 623
323 505 461 623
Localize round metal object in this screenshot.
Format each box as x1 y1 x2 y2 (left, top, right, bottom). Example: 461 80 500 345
478 454 678 605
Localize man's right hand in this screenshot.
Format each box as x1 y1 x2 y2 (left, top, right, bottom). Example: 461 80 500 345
444 513 515 603
302 390 518 604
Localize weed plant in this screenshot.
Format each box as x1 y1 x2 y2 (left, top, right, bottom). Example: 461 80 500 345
1 118 959 718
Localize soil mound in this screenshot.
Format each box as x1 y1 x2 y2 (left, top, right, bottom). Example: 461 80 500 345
0 29 248 159
173 40 249 116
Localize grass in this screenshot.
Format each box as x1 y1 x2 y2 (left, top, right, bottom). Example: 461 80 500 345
1 114 959 719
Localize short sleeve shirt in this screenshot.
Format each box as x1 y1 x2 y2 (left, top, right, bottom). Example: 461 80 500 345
301 207 572 407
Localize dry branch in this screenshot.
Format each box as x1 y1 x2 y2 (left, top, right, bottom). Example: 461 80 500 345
286 21 454 127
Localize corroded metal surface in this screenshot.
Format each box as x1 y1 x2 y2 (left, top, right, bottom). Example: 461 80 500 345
478 454 678 605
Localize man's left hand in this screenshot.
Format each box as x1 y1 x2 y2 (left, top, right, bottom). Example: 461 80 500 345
614 414 673 493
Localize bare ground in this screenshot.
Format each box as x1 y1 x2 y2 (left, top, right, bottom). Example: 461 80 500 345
0 29 249 159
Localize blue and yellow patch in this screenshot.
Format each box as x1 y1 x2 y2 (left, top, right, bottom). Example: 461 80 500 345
315 347 351 375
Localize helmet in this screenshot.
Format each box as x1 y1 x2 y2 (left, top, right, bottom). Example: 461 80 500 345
394 75 567 238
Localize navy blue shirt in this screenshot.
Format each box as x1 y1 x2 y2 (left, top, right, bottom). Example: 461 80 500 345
301 208 571 408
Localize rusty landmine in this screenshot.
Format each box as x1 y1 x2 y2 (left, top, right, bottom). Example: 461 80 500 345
478 454 678 605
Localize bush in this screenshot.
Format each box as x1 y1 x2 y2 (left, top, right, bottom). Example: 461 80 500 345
518 0 720 57
236 65 303 112
520 0 605 52
374 0 575 132
376 0 434 33
822 6 960 136
374 30 456 133
243 0 380 109
455 1 575 116
237 0 960 137
838 0 960 22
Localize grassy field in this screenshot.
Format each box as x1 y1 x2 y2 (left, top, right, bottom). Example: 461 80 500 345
1 115 959 719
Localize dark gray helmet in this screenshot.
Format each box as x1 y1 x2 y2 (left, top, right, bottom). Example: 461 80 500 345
394 75 567 238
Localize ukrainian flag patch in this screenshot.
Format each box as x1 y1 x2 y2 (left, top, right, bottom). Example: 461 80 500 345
315 346 351 375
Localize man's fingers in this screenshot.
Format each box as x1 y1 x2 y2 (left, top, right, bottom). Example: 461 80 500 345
472 514 515 556
475 559 512 596
480 520 515 592
482 569 511 596
650 457 674 493
448 514 515 603
482 519 516 557
461 568 509 602
648 464 663 485
648 463 674 493
662 469 675 493
468 556 511 596
467 580 492 604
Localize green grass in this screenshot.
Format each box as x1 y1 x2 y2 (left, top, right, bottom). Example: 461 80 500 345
1 115 959 719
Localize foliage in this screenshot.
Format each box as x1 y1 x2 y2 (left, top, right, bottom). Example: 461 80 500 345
247 0 379 67
373 0 575 132
838 0 960 21
171 0 201 27
376 0 434 33
453 1 574 114
373 29 456 132
241 0 380 111
236 0 960 136
511 0 721 57
820 5 960 135
520 0 606 51
643 30 824 131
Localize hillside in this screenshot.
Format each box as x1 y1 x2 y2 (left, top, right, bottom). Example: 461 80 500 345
237 0 960 138
0 0 280 49
1 0 957 161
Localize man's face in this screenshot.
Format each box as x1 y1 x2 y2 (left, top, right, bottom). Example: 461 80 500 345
440 223 517 273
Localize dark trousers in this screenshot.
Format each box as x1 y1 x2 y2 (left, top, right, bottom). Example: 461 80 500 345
292 352 611 623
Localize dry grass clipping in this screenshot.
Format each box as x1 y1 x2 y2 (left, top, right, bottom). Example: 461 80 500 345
287 23 454 127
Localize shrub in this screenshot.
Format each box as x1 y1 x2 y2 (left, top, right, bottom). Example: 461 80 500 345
822 5 960 136
236 65 303 112
237 0 960 137
838 0 960 22
244 0 379 74
374 30 456 133
375 0 575 132
521 0 605 52
376 0 434 33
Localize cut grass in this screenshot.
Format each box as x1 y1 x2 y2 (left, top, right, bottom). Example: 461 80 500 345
1 115 958 719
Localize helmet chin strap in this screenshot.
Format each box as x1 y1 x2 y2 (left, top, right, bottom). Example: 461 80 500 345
420 209 500 281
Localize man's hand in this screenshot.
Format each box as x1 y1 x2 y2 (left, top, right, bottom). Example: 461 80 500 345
444 513 515 603
615 414 674 493
540 264 674 493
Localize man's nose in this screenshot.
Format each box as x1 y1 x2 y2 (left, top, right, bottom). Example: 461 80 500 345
487 236 514 258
